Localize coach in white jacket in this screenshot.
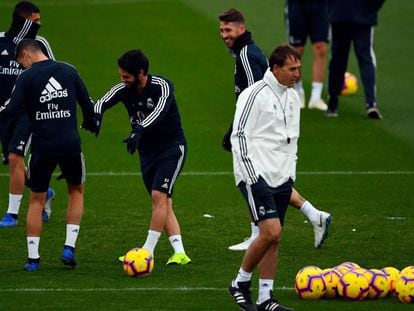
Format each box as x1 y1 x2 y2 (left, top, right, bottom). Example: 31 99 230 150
228 45 300 311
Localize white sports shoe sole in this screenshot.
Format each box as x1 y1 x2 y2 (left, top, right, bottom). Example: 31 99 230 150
228 236 257 251
308 99 328 111
313 211 332 248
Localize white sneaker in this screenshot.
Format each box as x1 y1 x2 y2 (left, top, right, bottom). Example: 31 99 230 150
228 236 256 251
308 99 328 111
313 211 332 248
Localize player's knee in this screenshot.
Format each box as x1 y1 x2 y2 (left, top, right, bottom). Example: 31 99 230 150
8 152 24 167
313 42 328 57
151 190 167 206
260 229 281 245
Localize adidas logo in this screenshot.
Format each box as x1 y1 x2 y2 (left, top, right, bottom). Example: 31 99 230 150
161 183 169 189
1 49 9 56
28 240 36 245
39 76 68 103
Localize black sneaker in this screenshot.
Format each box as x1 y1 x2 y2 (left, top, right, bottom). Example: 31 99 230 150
228 280 257 311
366 106 383 119
256 291 294 311
326 109 338 117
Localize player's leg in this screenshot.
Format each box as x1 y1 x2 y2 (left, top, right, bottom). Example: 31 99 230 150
0 119 55 227
24 154 55 271
308 41 328 111
58 153 86 267
285 0 307 108
353 25 382 119
152 144 190 265
228 178 274 311
164 197 191 265
0 118 27 227
307 0 329 111
255 181 293 311
327 22 352 116
289 188 332 248
228 183 259 251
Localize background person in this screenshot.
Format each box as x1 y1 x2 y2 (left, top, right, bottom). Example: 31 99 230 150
0 1 55 228
285 0 329 111
219 8 331 251
326 0 385 118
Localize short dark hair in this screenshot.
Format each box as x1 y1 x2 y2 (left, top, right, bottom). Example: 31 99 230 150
14 1 40 18
118 49 149 76
268 44 301 69
15 38 41 59
218 8 245 24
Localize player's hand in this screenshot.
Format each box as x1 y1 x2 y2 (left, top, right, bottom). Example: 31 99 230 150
123 129 141 155
222 123 233 152
222 131 232 152
81 114 101 136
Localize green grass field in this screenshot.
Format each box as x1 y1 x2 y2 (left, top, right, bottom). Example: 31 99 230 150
1 0 414 310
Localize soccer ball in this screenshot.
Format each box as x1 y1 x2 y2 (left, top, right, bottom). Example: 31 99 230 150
322 268 342 298
381 267 400 295
400 266 414 276
364 269 389 299
337 271 370 300
395 274 414 303
122 248 154 277
340 72 358 96
294 266 326 300
334 262 360 276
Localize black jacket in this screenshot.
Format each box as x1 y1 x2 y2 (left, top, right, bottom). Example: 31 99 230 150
327 0 385 26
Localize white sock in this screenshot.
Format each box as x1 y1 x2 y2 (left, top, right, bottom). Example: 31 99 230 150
168 234 185 253
251 223 259 239
235 267 252 285
257 279 274 304
64 224 80 248
142 230 161 255
310 81 323 102
7 193 23 215
294 80 304 95
27 236 40 259
300 201 320 224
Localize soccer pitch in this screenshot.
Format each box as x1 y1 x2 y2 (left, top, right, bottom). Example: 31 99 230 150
0 1 413 310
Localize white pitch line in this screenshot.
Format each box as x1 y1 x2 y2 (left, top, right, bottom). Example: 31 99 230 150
0 171 413 177
0 286 294 292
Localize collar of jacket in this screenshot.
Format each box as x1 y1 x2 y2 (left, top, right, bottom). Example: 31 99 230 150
230 30 254 54
263 69 288 95
5 13 41 44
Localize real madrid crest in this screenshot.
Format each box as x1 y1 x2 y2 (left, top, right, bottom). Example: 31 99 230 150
147 98 154 109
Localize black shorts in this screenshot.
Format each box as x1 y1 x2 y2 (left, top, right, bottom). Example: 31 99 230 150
140 144 186 198
27 152 86 192
286 0 329 46
0 115 31 161
238 176 293 225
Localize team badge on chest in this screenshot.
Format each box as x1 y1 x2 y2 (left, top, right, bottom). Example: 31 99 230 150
146 98 154 109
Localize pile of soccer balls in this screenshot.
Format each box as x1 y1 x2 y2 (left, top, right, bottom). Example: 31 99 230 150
294 262 414 303
122 248 154 277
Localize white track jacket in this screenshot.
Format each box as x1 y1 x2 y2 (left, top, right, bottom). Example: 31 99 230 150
231 69 301 187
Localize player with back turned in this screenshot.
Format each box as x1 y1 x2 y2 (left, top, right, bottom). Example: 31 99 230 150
0 39 99 271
